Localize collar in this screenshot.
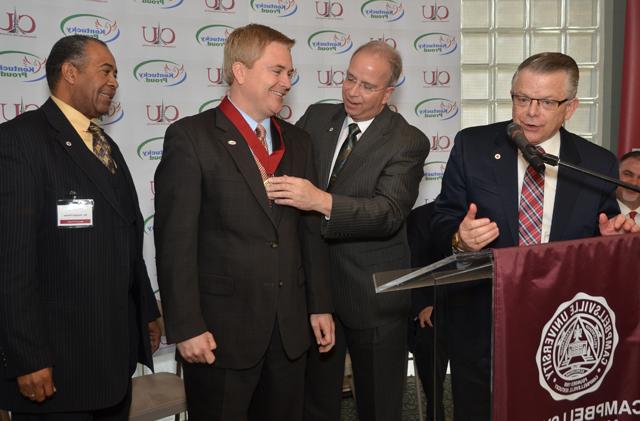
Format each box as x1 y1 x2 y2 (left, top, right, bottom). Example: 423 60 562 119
227 96 271 136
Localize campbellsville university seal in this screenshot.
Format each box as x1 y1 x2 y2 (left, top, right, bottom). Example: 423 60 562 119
536 293 618 401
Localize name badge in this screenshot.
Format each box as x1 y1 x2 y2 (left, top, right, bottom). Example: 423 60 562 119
57 199 94 228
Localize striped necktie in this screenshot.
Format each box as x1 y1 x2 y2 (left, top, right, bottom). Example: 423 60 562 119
518 147 545 246
328 122 360 189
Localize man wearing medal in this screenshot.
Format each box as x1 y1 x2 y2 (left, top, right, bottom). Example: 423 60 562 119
154 24 335 421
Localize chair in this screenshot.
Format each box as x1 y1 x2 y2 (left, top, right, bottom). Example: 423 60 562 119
0 409 10 421
129 302 186 421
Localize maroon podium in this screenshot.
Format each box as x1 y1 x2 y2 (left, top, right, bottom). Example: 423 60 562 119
375 233 640 421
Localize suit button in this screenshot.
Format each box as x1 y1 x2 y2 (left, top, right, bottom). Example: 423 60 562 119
271 242 279 248
278 281 284 287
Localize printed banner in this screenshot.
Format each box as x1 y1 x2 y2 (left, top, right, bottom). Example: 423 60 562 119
0 0 460 296
493 234 640 421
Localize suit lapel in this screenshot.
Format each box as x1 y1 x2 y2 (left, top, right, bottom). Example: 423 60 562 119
492 129 519 246
212 109 277 227
328 106 393 191
320 108 346 189
42 99 126 220
550 128 581 241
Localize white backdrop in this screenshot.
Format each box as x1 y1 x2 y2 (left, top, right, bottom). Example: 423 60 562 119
0 0 460 298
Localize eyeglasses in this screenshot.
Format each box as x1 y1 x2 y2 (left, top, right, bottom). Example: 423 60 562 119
344 74 389 94
511 94 573 111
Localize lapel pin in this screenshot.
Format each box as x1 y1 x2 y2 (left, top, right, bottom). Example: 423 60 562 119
494 153 501 160
227 140 237 146
65 141 72 147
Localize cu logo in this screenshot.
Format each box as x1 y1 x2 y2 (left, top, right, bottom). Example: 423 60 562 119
204 0 235 11
317 68 345 87
315 1 343 18
0 10 36 34
370 34 397 49
429 133 451 151
423 69 451 87
142 25 176 46
422 3 449 21
207 67 226 85
0 101 38 122
146 103 180 123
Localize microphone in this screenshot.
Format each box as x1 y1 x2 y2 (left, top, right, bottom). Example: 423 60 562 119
506 122 545 173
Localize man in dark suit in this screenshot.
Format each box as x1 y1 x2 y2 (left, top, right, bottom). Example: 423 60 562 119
153 24 334 421
266 40 430 421
431 52 638 421
0 35 160 420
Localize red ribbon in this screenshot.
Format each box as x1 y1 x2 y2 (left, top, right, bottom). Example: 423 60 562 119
218 96 285 176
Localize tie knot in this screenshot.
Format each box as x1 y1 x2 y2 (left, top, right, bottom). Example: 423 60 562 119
255 123 266 141
88 122 102 135
347 123 360 138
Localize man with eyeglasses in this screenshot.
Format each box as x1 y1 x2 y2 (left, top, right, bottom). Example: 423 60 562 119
266 40 430 420
430 52 637 420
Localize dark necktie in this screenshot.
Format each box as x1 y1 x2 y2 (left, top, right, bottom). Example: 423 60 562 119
88 122 117 174
328 123 361 189
518 147 545 246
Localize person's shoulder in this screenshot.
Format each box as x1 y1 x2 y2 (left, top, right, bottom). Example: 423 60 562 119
561 128 616 161
459 120 509 139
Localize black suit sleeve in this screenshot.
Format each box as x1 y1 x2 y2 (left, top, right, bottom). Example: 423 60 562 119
154 120 209 344
0 122 54 378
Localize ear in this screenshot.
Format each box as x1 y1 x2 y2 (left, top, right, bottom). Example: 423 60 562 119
231 61 246 85
60 61 78 85
563 97 579 122
381 86 395 105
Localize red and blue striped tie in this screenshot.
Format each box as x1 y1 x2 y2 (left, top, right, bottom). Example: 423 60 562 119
518 148 545 246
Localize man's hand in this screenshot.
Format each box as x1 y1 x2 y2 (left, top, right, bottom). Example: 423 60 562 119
310 313 335 353
266 176 332 217
177 332 217 364
457 203 500 252
148 320 162 353
598 213 640 236
17 367 55 403
417 306 434 328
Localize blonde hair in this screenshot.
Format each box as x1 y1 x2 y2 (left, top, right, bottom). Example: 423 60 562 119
223 23 295 85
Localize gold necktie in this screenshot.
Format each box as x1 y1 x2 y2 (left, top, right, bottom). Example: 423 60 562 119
88 122 117 174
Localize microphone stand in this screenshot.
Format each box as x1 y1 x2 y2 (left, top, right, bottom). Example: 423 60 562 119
539 152 640 193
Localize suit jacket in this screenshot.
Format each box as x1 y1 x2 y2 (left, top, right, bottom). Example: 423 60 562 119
432 120 620 257
0 99 159 413
153 107 332 369
297 103 430 329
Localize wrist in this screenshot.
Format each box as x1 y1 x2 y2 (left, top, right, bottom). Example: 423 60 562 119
451 231 464 253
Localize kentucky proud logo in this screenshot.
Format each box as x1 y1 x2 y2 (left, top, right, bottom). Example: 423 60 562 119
361 0 404 22
137 137 163 161
0 51 46 82
196 24 233 47
136 0 184 9
536 293 618 401
414 32 457 55
415 98 458 121
308 30 352 54
133 60 187 87
60 14 120 43
251 0 298 17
